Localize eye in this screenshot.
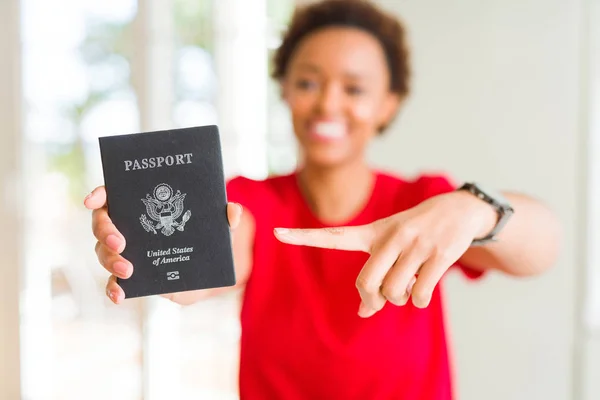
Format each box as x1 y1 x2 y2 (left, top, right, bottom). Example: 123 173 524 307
295 78 318 91
346 85 365 96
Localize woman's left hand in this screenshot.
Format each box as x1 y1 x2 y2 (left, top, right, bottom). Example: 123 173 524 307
273 191 497 317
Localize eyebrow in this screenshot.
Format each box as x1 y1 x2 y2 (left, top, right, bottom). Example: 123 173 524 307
295 63 320 73
294 62 368 81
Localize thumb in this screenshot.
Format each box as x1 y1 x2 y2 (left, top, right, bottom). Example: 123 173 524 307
227 202 243 229
273 224 374 253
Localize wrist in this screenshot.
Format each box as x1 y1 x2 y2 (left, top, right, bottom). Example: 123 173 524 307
451 190 499 239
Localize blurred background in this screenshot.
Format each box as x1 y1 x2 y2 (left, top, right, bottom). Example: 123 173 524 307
0 0 599 399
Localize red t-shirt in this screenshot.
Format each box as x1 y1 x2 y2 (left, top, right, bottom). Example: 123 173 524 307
226 171 484 400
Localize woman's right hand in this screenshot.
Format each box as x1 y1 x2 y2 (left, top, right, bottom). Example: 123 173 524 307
84 186 132 304
84 186 243 304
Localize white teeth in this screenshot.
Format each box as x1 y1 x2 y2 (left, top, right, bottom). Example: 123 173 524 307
314 122 345 138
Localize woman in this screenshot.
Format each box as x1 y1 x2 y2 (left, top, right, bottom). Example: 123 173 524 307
84 0 561 398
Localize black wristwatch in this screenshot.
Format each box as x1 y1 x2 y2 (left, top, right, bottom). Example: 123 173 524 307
457 182 515 246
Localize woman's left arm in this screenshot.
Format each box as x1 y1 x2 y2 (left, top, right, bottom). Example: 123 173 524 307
273 188 562 317
455 190 562 277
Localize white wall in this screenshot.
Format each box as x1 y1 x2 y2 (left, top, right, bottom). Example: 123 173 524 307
371 1 584 399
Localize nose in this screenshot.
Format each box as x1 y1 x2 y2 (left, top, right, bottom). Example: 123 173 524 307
317 83 343 116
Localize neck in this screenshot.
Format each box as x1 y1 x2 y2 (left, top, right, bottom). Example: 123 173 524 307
297 159 375 225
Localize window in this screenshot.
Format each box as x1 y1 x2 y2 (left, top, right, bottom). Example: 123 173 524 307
19 0 294 398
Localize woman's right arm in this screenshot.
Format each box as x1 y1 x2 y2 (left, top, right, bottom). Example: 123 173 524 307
84 185 255 306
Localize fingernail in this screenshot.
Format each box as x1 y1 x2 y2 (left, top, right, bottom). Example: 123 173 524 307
113 261 132 278
236 203 243 213
397 293 409 306
358 302 375 318
84 191 93 205
110 289 124 304
106 234 123 252
413 296 430 309
274 228 290 235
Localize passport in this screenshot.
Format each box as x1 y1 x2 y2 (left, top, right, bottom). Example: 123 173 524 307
98 125 236 299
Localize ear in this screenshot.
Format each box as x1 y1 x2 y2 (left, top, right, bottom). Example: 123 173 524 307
378 92 403 128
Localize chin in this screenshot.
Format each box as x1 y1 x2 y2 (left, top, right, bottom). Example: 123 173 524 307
302 150 353 169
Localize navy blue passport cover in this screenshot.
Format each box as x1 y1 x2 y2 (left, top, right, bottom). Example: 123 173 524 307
98 125 236 299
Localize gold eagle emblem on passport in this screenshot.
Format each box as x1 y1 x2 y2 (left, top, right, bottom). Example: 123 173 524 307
140 183 191 236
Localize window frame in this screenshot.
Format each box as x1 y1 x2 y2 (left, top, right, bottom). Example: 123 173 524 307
0 0 23 398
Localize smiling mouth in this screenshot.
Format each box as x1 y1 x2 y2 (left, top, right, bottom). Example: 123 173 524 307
310 121 347 141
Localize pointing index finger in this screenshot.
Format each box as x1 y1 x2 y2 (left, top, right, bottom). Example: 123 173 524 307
273 224 374 253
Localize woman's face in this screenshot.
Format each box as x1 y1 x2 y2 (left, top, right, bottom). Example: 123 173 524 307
282 26 400 169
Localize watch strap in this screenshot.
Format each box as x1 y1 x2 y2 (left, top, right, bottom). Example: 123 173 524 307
457 182 514 246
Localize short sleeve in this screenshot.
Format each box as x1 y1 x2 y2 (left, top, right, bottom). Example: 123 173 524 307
415 174 485 281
